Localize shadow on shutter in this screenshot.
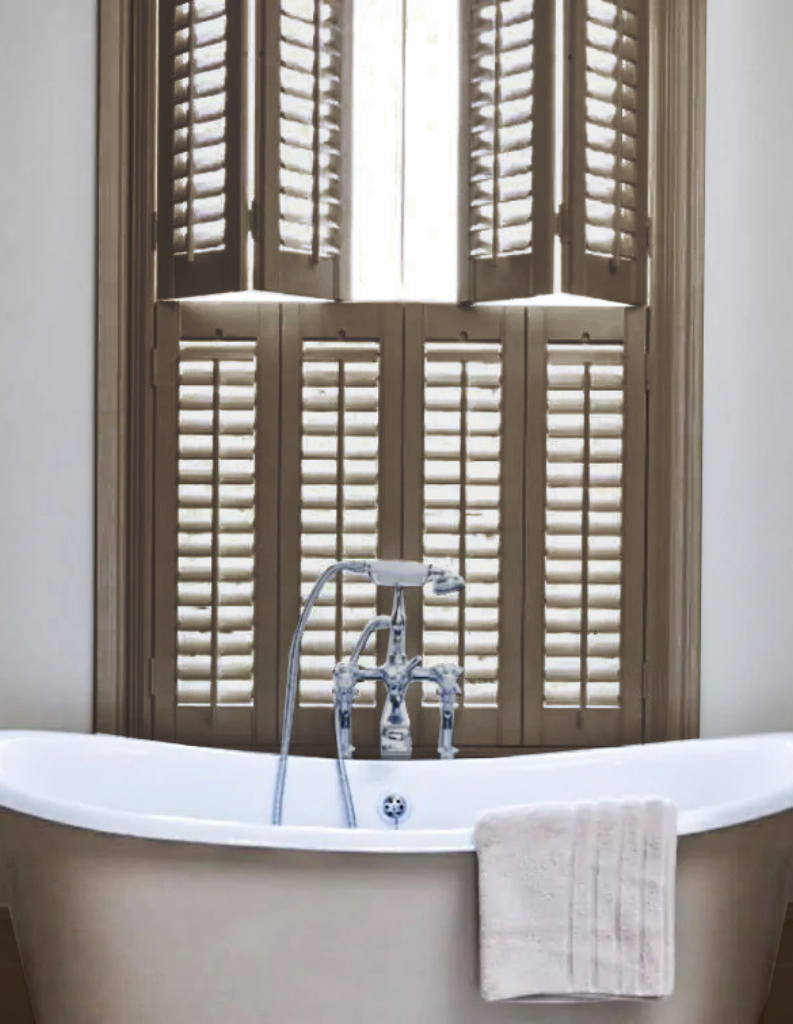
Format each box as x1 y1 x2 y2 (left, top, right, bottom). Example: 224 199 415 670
153 302 280 748
158 0 249 299
279 305 402 749
524 306 646 747
404 305 524 748
563 0 650 304
255 0 352 299
459 0 555 303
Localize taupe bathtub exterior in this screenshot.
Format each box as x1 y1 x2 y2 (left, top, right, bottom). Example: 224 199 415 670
0 732 791 1023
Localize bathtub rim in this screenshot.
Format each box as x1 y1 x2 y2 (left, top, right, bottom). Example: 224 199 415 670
0 730 792 854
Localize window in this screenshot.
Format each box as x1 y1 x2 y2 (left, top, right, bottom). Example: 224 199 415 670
98 0 706 750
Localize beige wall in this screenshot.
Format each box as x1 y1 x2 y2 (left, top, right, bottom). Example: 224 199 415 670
700 0 793 735
0 1 96 732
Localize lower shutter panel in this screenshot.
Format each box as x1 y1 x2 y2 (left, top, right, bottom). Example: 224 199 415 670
153 303 280 749
404 306 524 749
524 307 646 747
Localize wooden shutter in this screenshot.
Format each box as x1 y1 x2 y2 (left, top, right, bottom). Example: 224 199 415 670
255 0 352 299
459 0 555 303
563 0 650 304
524 306 646 747
152 301 280 747
157 0 249 299
280 305 402 750
403 305 524 749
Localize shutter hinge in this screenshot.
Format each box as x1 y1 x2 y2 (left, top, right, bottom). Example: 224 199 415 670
152 211 158 252
150 347 159 390
646 217 653 257
249 199 258 242
556 204 569 243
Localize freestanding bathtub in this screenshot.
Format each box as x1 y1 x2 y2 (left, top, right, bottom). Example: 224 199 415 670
0 731 791 1023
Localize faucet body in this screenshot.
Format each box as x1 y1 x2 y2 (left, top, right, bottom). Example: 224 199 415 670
333 586 463 761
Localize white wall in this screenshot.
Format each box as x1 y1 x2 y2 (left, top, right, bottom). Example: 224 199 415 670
701 0 793 735
0 1 96 732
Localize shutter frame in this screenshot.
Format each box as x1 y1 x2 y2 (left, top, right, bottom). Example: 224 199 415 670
157 0 249 299
255 0 353 299
523 306 646 747
563 0 650 304
153 301 280 748
458 0 555 303
403 304 525 747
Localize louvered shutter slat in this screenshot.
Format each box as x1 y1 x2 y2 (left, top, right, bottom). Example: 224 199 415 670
158 0 247 298
564 0 649 303
256 0 351 298
460 0 553 301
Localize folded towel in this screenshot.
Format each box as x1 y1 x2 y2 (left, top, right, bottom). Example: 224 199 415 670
474 799 677 1003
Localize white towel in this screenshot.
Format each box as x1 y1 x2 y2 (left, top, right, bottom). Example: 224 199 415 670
474 799 677 1003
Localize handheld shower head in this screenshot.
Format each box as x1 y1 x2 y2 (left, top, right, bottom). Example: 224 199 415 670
356 560 466 595
429 568 466 595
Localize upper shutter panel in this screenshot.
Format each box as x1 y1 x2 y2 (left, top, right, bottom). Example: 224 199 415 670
256 0 352 299
158 0 249 298
563 0 649 304
459 0 555 303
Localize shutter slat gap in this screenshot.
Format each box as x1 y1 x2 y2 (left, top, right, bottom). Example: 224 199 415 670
311 0 322 266
579 362 591 723
209 359 221 718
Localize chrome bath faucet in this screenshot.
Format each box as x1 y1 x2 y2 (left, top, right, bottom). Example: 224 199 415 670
334 579 464 762
272 560 465 828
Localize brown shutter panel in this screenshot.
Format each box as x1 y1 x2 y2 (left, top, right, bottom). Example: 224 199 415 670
523 306 646 747
157 0 249 299
563 0 650 304
152 301 280 748
459 0 555 303
255 0 352 299
279 304 403 750
403 305 525 748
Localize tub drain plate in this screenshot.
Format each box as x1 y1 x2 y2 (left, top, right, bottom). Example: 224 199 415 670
379 793 410 827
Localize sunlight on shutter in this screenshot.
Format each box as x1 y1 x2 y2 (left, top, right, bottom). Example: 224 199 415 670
582 1 641 263
469 0 536 261
299 340 381 705
544 342 624 709
279 0 343 261
422 339 503 709
176 339 257 709
171 0 230 258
